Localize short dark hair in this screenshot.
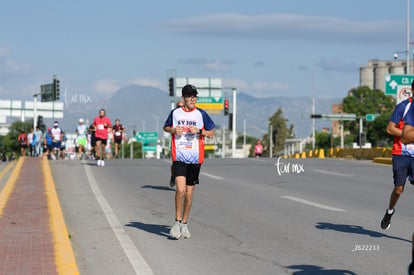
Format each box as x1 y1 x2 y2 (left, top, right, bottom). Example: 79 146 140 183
411 80 414 89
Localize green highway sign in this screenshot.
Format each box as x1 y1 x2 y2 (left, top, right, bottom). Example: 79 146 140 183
196 97 223 103
136 131 157 152
384 74 414 104
384 74 414 94
143 146 157 152
365 113 380 122
136 131 158 143
40 83 54 102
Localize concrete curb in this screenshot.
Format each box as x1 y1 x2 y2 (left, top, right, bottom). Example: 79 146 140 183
372 157 392 165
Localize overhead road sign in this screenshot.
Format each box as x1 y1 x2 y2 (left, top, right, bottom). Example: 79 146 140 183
41 83 55 102
136 131 158 152
310 113 356 120
0 100 22 117
385 74 414 104
136 131 158 143
175 77 223 112
365 113 380 121
25 101 64 118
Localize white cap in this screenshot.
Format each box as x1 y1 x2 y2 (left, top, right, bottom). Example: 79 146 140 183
79 118 84 123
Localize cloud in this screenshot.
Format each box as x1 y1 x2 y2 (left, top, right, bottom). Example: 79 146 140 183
223 78 248 90
223 78 291 97
298 65 310 71
317 57 359 72
0 47 10 57
250 82 290 91
179 57 236 72
252 61 266 67
131 77 163 89
162 13 401 44
0 48 32 82
92 79 121 95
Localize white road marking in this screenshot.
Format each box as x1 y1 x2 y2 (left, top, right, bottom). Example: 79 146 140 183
84 164 153 275
281 195 346 212
201 172 224 180
314 169 353 177
162 159 172 164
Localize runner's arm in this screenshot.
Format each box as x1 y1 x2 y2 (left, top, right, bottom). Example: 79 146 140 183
386 121 402 137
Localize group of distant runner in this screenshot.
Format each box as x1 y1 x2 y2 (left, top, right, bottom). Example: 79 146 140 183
17 109 126 162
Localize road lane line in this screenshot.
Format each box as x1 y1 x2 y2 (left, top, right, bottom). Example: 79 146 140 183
43 157 80 274
0 161 15 182
201 172 224 180
0 159 21 217
84 163 153 275
314 169 353 177
281 195 346 212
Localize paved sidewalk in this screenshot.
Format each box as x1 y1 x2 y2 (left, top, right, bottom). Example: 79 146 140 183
0 157 78 275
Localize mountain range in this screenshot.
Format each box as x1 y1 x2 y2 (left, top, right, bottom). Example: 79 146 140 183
44 85 342 139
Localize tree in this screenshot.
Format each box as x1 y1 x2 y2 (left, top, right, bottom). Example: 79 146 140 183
121 140 143 159
2 120 34 157
261 108 293 156
342 86 395 145
368 111 393 147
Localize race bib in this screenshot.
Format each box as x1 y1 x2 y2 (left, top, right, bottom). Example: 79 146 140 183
402 143 414 157
176 133 196 150
97 124 104 130
115 132 121 136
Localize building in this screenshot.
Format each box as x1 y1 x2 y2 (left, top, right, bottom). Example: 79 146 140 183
360 59 409 92
331 103 343 137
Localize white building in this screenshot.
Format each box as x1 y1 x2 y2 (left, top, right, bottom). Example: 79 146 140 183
360 59 409 92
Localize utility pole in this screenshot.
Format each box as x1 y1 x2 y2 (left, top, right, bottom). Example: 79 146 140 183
231 88 237 158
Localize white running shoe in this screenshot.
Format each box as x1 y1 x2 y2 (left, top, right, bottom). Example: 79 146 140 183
170 221 181 239
101 160 105 167
97 160 101 166
180 223 191 239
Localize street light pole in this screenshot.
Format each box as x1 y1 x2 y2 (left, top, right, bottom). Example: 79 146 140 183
231 88 237 158
408 0 411 74
33 93 41 129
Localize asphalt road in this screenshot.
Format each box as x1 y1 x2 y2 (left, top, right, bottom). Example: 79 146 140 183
49 157 414 275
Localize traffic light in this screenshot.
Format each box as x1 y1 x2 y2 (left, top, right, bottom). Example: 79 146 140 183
357 132 366 146
224 99 229 115
37 115 45 132
53 78 60 100
360 132 366 146
228 113 233 130
168 77 174 96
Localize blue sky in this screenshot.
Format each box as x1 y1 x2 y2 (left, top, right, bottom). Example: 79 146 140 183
0 0 412 100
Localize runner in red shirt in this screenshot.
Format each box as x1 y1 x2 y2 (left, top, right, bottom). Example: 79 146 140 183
112 119 125 159
92 109 112 167
18 130 28 157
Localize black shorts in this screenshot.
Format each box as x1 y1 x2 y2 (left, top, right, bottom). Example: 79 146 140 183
95 137 107 145
393 155 414 186
114 139 122 145
52 141 61 149
173 161 201 186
